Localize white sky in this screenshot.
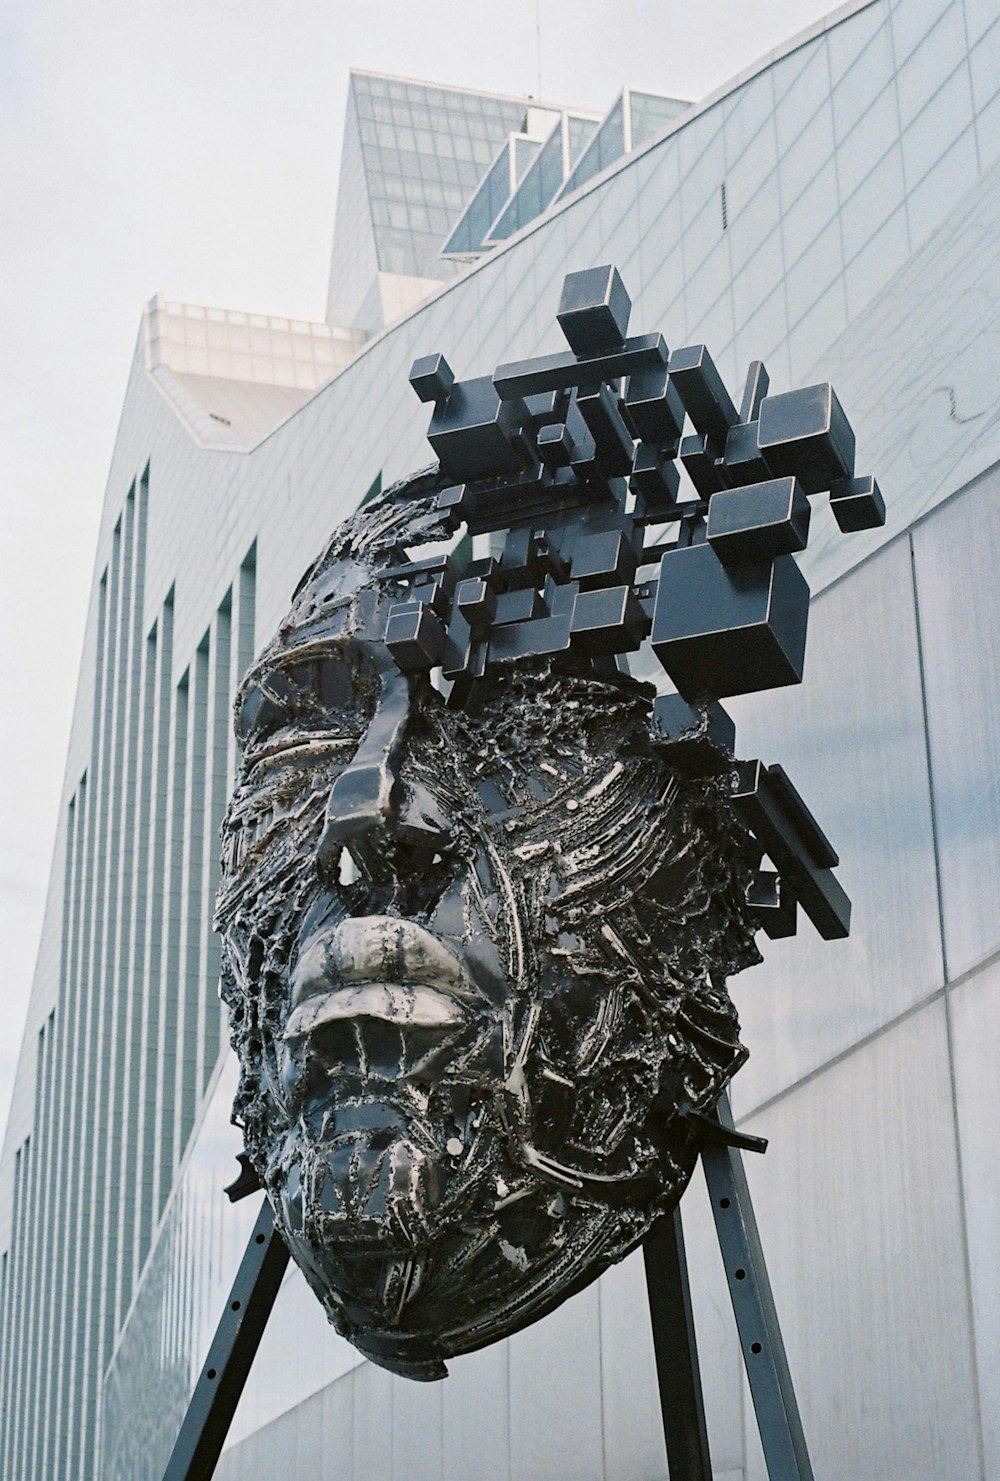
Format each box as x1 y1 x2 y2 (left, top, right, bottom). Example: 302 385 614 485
0 0 838 1146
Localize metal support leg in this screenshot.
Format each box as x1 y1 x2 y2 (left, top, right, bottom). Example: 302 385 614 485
161 1197 289 1481
701 1094 814 1481
643 1208 713 1480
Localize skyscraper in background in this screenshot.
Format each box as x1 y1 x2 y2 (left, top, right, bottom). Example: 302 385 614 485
5 4 1000 1475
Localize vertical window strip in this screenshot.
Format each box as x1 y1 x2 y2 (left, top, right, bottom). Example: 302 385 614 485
80 489 135 1478
1 1146 26 1479
230 545 257 791
107 475 148 1340
157 668 188 1216
51 768 88 1480
67 521 120 1481
122 617 157 1308
9 1136 34 1479
203 593 232 1090
137 593 173 1273
24 1016 56 1478
180 637 209 1157
0 1251 9 1455
37 792 75 1478
84 485 136 1469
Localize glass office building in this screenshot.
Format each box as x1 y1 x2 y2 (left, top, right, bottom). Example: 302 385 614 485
4 2 1000 1474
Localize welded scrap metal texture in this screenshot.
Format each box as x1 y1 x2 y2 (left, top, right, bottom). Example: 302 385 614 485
215 265 884 1381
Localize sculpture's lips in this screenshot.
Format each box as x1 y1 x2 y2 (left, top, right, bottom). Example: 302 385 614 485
284 982 465 1040
285 916 477 1041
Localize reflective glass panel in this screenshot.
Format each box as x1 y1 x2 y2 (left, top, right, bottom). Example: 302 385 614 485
629 89 688 149
559 96 626 200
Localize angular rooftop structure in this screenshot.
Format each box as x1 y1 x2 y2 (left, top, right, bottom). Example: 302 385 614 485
325 71 689 332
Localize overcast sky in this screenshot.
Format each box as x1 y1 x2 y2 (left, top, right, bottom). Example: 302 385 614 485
0 0 837 1145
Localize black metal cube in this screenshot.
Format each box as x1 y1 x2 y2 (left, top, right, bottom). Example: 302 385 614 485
757 383 855 493
722 420 773 487
384 602 446 671
570 528 638 589
630 441 680 508
624 363 685 443
428 376 528 481
557 265 632 357
570 584 648 656
667 344 738 443
829 474 886 531
650 543 809 700
409 352 455 405
706 478 810 564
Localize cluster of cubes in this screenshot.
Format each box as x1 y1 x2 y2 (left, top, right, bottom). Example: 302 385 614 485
383 265 885 940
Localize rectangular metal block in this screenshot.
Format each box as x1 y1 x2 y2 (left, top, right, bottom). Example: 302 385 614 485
731 759 851 939
680 433 727 496
575 382 636 476
493 332 668 399
455 576 497 629
765 763 839 868
746 870 798 939
630 441 681 509
829 474 886 531
523 389 565 427
624 363 686 443
739 359 770 424
651 693 736 753
384 601 446 671
706 478 810 564
667 344 738 442
428 376 528 481
493 587 544 625
557 264 632 356
570 528 638 589
434 483 467 529
498 525 566 589
487 610 573 663
722 419 773 487
536 421 574 467
570 584 648 656
650 543 809 700
409 352 454 405
757 382 855 493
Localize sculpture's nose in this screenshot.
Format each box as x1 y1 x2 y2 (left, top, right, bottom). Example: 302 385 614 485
315 664 451 884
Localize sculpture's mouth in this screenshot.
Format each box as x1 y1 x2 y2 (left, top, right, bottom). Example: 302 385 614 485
284 981 466 1040
284 915 483 1091
291 915 478 1009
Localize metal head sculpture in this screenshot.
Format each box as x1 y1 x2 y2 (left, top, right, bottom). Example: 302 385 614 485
215 266 883 1379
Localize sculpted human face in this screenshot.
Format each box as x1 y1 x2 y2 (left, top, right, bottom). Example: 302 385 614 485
216 480 758 1379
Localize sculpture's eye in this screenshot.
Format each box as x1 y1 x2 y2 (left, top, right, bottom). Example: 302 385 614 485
236 648 375 758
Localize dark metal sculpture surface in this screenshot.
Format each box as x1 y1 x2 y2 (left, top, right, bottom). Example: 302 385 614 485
214 266 882 1381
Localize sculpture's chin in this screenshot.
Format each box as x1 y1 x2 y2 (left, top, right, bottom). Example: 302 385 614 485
269 1120 693 1381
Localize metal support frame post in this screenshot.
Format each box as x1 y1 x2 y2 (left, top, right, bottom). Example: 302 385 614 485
161 1197 289 1481
702 1094 814 1481
643 1208 713 1480
643 1094 814 1481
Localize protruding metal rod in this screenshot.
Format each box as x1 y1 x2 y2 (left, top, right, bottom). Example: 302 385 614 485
161 1197 289 1481
702 1094 815 1481
643 1207 714 1481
